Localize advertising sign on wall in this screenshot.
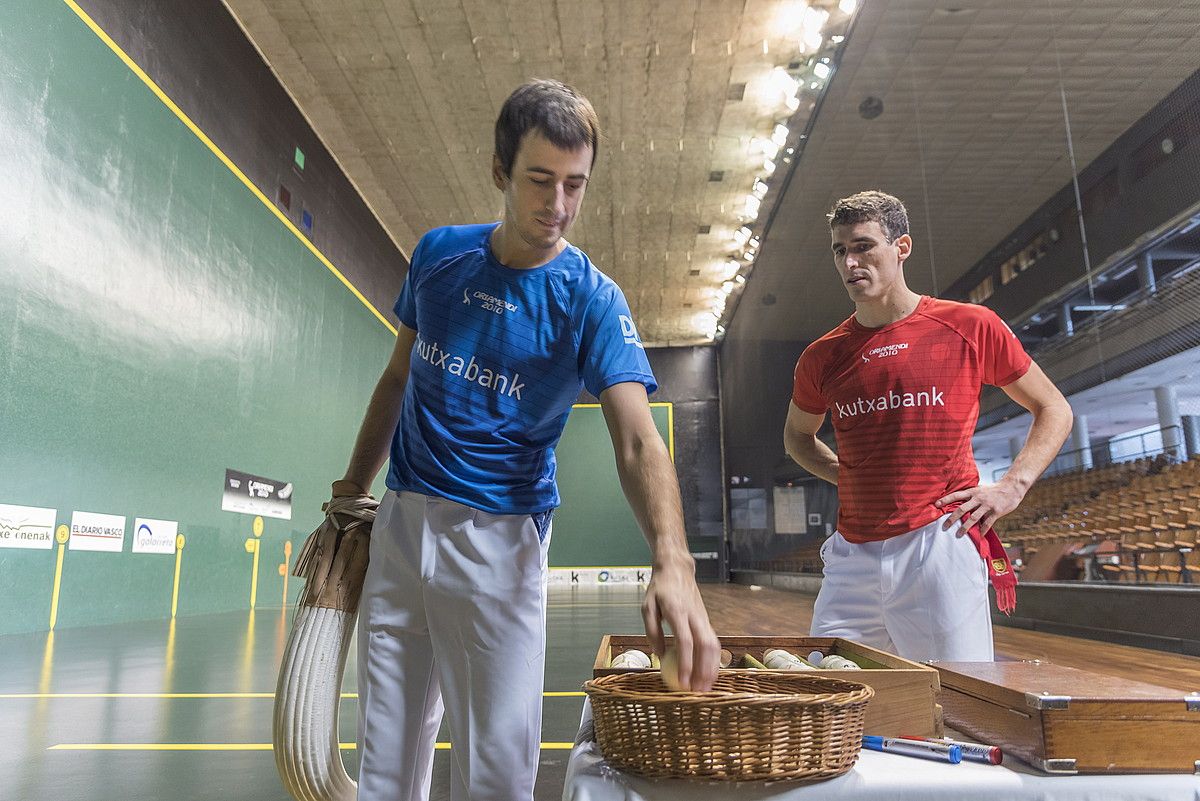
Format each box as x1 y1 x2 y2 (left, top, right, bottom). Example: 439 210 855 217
0 503 56 550
222 469 293 520
69 511 127 552
132 517 178 554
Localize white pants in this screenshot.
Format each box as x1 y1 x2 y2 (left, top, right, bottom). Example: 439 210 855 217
810 515 994 662
356 490 552 801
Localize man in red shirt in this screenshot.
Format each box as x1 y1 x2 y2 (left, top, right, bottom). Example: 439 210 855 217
784 191 1072 661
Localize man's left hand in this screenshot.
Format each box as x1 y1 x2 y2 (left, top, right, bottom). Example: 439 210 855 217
935 479 1025 532
642 561 720 692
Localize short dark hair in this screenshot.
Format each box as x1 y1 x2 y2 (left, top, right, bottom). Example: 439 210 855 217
494 79 600 177
828 191 910 242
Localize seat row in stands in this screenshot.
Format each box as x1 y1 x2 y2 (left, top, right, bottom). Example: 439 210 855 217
998 455 1199 583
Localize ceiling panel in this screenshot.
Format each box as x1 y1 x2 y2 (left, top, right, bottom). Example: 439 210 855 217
220 0 1200 345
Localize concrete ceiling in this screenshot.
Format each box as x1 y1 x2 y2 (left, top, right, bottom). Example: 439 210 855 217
220 0 1200 345
734 0 1200 342
221 0 855 345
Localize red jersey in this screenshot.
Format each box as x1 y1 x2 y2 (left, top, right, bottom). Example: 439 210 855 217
792 296 1031 543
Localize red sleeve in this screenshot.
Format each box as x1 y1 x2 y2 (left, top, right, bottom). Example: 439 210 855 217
791 346 827 414
977 307 1032 386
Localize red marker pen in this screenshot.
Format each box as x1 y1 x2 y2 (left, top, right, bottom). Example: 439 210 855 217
900 735 1002 765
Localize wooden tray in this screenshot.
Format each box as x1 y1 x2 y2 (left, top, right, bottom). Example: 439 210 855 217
934 660 1200 774
594 634 942 737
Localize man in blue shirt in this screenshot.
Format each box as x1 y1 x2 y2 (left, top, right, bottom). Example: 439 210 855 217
332 79 720 801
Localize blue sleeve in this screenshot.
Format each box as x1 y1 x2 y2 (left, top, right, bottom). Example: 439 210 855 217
578 283 658 398
393 234 429 329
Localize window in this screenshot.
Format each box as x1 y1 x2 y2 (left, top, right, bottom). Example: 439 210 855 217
1001 257 1019 285
1001 230 1056 285
969 275 995 304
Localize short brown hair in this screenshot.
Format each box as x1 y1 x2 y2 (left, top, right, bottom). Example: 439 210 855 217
494 79 600 177
828 191 909 242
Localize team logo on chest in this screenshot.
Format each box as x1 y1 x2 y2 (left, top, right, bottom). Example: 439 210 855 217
833 386 945 419
463 288 519 316
861 342 909 363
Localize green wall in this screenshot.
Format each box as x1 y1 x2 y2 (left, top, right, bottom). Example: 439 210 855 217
0 0 393 635
0 1 674 636
552 404 671 568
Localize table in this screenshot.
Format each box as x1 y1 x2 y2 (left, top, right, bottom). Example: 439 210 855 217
563 701 1200 801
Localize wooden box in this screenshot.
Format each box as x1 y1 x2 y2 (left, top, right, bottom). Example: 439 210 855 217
934 661 1200 774
593 634 942 737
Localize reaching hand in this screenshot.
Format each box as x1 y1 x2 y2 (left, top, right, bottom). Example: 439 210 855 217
641 562 720 692
936 479 1024 532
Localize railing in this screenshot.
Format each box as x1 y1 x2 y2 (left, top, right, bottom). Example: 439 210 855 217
992 425 1184 482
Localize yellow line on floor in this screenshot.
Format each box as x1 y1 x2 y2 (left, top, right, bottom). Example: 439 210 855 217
2 691 586 699
49 742 577 751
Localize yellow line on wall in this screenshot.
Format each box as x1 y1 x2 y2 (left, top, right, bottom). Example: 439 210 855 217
666 403 675 461
49 742 577 751
60 0 396 336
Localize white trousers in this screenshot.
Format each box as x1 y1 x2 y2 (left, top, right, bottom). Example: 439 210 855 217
356 490 552 801
810 515 994 662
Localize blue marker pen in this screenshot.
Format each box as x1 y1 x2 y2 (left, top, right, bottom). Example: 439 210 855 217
862 735 962 764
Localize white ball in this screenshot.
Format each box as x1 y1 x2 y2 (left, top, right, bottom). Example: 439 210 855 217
611 649 651 669
818 654 860 670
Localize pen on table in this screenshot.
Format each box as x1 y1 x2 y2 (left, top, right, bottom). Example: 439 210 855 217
861 735 962 764
900 734 1003 765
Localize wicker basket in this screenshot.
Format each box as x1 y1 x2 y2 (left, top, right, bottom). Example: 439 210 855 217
583 671 873 782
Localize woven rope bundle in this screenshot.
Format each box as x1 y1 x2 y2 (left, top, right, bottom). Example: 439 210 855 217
584 671 873 782
273 495 378 801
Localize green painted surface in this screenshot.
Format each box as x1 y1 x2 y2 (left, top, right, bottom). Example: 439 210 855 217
0 0 391 635
551 405 669 567
0 1 668 635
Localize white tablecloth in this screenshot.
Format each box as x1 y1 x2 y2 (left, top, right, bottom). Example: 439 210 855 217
564 700 1200 801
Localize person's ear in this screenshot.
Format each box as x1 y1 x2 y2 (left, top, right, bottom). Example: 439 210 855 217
492 155 509 191
895 234 913 264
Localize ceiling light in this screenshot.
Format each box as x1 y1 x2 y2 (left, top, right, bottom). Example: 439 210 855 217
813 62 831 80
799 6 828 51
722 281 735 292
770 67 799 100
839 0 857 13
753 136 780 160
763 159 777 175
831 35 845 43
786 95 801 112
748 236 761 250
772 124 789 146
735 274 746 284
774 0 806 35
734 226 752 246
744 195 761 219
752 178 769 199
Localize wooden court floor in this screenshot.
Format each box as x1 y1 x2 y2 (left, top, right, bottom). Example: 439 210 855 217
2 583 1197 801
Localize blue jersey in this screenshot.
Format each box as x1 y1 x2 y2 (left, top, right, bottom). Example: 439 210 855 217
385 223 657 514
